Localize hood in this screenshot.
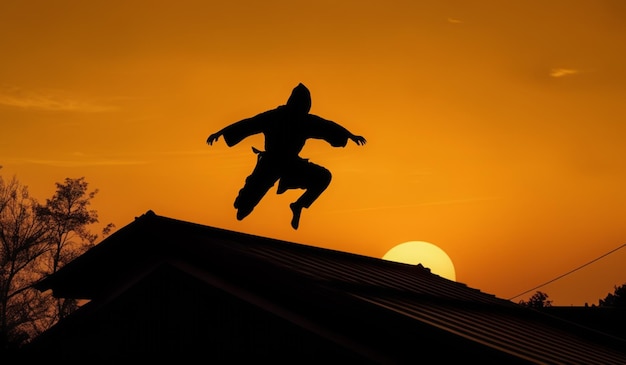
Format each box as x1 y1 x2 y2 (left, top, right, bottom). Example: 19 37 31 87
286 83 311 114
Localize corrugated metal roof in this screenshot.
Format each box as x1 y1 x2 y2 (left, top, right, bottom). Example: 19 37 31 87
37 211 626 364
185 225 626 364
353 296 626 364
235 239 500 304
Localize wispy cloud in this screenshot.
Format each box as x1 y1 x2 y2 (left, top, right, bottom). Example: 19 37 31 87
5 151 147 167
447 17 463 24
549 68 580 78
15 158 148 168
0 87 117 112
156 149 213 157
6 149 217 168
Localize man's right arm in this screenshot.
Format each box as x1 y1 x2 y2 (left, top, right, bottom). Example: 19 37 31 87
206 130 224 145
207 110 271 147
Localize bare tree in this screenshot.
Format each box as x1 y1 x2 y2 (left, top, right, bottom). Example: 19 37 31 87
39 178 100 273
0 173 114 352
0 174 49 350
37 177 114 321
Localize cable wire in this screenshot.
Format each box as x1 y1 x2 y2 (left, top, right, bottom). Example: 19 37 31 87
508 243 626 301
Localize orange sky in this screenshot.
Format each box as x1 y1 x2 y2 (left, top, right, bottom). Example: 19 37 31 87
2 0 625 306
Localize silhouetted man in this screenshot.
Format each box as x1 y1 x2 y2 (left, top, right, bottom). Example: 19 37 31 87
207 83 366 229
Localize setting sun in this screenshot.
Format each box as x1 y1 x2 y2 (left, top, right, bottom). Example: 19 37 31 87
383 241 456 281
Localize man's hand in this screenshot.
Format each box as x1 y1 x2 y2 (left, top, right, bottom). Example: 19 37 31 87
206 132 221 145
351 135 367 146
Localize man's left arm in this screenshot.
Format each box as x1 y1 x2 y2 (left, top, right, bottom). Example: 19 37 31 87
307 115 367 147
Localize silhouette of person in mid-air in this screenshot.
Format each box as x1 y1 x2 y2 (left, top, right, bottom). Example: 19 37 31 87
207 83 366 230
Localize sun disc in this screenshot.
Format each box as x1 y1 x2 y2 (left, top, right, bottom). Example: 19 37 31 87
383 241 456 281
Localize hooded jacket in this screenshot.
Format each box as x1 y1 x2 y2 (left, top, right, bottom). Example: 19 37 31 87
220 83 353 159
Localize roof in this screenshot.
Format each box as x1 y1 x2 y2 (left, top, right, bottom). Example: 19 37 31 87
34 210 626 364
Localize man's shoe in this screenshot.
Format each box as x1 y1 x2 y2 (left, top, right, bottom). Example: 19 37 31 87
290 203 302 230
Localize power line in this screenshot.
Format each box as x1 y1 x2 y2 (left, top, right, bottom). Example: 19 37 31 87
508 243 626 301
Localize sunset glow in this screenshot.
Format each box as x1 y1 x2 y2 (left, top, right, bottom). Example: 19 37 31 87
2 0 626 306
383 241 457 281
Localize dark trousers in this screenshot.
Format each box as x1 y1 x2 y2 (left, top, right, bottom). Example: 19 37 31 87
234 156 332 220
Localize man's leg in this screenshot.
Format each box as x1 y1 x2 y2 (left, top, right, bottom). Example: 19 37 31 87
288 162 332 229
289 203 303 230
234 162 278 220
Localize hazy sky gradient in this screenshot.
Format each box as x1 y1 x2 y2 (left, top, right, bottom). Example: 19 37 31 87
2 0 626 305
